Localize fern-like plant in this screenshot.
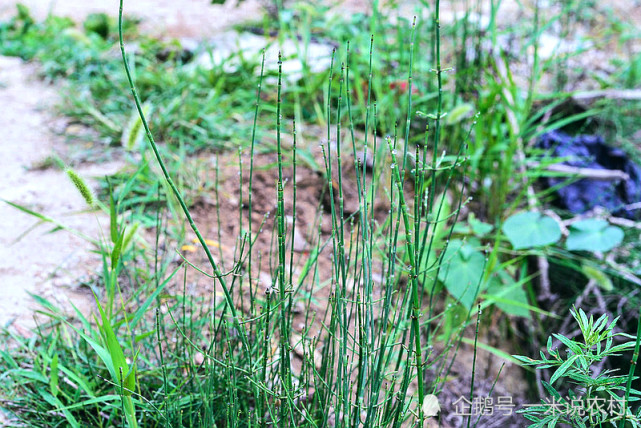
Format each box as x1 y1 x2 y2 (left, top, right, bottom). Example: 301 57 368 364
514 306 641 427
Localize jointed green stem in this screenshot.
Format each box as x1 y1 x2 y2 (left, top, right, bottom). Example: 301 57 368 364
118 0 254 405
248 51 266 321
275 52 294 427
386 135 425 425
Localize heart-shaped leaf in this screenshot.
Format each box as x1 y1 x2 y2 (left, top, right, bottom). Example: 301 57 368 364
469 216 494 237
438 240 486 309
502 211 561 250
566 219 624 252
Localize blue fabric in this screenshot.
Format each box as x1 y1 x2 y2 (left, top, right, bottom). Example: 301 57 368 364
538 130 641 220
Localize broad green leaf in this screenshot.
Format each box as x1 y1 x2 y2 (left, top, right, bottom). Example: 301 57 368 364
469 214 494 237
438 240 486 309
502 211 561 249
566 219 623 252
486 273 531 318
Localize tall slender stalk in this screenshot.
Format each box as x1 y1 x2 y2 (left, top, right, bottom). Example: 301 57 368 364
387 135 425 426
286 120 297 338
400 18 417 179
467 304 482 428
260 270 273 428
118 1 262 422
248 51 266 320
275 51 294 427
119 0 248 352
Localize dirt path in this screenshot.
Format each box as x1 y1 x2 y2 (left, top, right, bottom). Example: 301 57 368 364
0 56 123 331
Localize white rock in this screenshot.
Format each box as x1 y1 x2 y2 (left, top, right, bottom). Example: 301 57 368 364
189 31 334 83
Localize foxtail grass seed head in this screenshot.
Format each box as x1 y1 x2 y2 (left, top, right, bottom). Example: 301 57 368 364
122 101 153 151
65 168 94 207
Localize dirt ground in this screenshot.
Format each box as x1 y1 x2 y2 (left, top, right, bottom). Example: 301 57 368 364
173 139 530 427
0 56 123 331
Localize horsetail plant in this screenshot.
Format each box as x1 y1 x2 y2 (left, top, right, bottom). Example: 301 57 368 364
118 0 252 354
64 0 480 426
275 50 295 425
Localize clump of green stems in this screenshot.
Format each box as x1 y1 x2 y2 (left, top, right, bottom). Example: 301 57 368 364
0 0 479 425
58 0 474 425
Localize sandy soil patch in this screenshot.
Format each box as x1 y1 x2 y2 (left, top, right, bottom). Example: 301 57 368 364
0 56 120 331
